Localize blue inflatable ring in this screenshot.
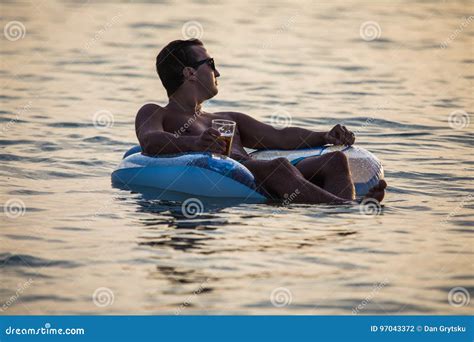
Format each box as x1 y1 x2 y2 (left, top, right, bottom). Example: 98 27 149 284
112 145 384 201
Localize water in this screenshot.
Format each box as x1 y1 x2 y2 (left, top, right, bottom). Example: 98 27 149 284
1 0 473 315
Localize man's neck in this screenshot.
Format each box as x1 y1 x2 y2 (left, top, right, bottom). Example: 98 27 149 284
167 93 202 114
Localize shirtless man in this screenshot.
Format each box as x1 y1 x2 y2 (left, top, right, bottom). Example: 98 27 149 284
135 39 386 204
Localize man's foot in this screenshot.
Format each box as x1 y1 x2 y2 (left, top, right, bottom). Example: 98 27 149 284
364 180 387 203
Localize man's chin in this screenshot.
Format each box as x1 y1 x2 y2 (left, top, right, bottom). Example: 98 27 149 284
206 87 218 99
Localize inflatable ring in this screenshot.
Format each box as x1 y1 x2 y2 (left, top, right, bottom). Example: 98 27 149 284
112 145 384 200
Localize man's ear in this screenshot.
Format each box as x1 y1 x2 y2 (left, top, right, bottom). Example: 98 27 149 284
182 67 197 81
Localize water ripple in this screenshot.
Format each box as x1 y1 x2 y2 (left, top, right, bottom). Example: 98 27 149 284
0 253 79 268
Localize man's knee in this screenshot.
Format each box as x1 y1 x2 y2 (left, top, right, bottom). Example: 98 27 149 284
269 157 295 172
246 158 295 180
255 158 297 180
326 151 350 172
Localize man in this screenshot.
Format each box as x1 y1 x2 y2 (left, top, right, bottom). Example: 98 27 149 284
135 39 386 204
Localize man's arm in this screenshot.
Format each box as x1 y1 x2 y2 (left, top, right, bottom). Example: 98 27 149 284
229 112 355 150
135 104 192 155
135 104 225 156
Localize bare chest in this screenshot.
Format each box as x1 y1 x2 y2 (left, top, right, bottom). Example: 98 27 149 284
164 113 238 138
163 115 204 137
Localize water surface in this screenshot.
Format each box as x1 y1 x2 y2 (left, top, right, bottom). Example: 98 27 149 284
1 0 473 314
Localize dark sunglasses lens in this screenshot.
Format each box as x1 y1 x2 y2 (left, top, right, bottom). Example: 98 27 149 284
208 59 215 70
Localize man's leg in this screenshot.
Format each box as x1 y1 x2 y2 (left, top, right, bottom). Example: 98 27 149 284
294 151 355 200
242 158 348 204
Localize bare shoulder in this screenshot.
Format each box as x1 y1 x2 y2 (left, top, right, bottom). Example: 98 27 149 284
136 103 165 119
135 103 166 133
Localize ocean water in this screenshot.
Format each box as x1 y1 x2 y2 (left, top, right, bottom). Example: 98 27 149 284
1 0 473 314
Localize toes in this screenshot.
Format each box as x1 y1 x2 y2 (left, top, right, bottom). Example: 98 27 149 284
366 188 376 196
371 180 387 191
365 180 386 202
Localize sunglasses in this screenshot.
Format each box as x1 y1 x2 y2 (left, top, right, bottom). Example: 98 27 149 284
189 58 216 71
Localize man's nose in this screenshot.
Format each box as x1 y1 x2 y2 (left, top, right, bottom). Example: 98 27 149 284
214 69 220 77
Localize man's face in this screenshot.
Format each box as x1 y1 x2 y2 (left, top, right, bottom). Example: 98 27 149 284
188 45 220 99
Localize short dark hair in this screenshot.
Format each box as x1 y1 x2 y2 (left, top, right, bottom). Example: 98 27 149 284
156 39 203 96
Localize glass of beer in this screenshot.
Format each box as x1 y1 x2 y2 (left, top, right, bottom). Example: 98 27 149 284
212 119 236 158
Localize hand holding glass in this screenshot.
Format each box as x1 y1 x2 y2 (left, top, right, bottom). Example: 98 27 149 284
212 119 236 157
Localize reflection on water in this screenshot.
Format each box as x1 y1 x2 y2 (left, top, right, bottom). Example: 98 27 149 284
1 0 473 314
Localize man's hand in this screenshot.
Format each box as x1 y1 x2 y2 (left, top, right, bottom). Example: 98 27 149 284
324 124 356 146
194 127 227 154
